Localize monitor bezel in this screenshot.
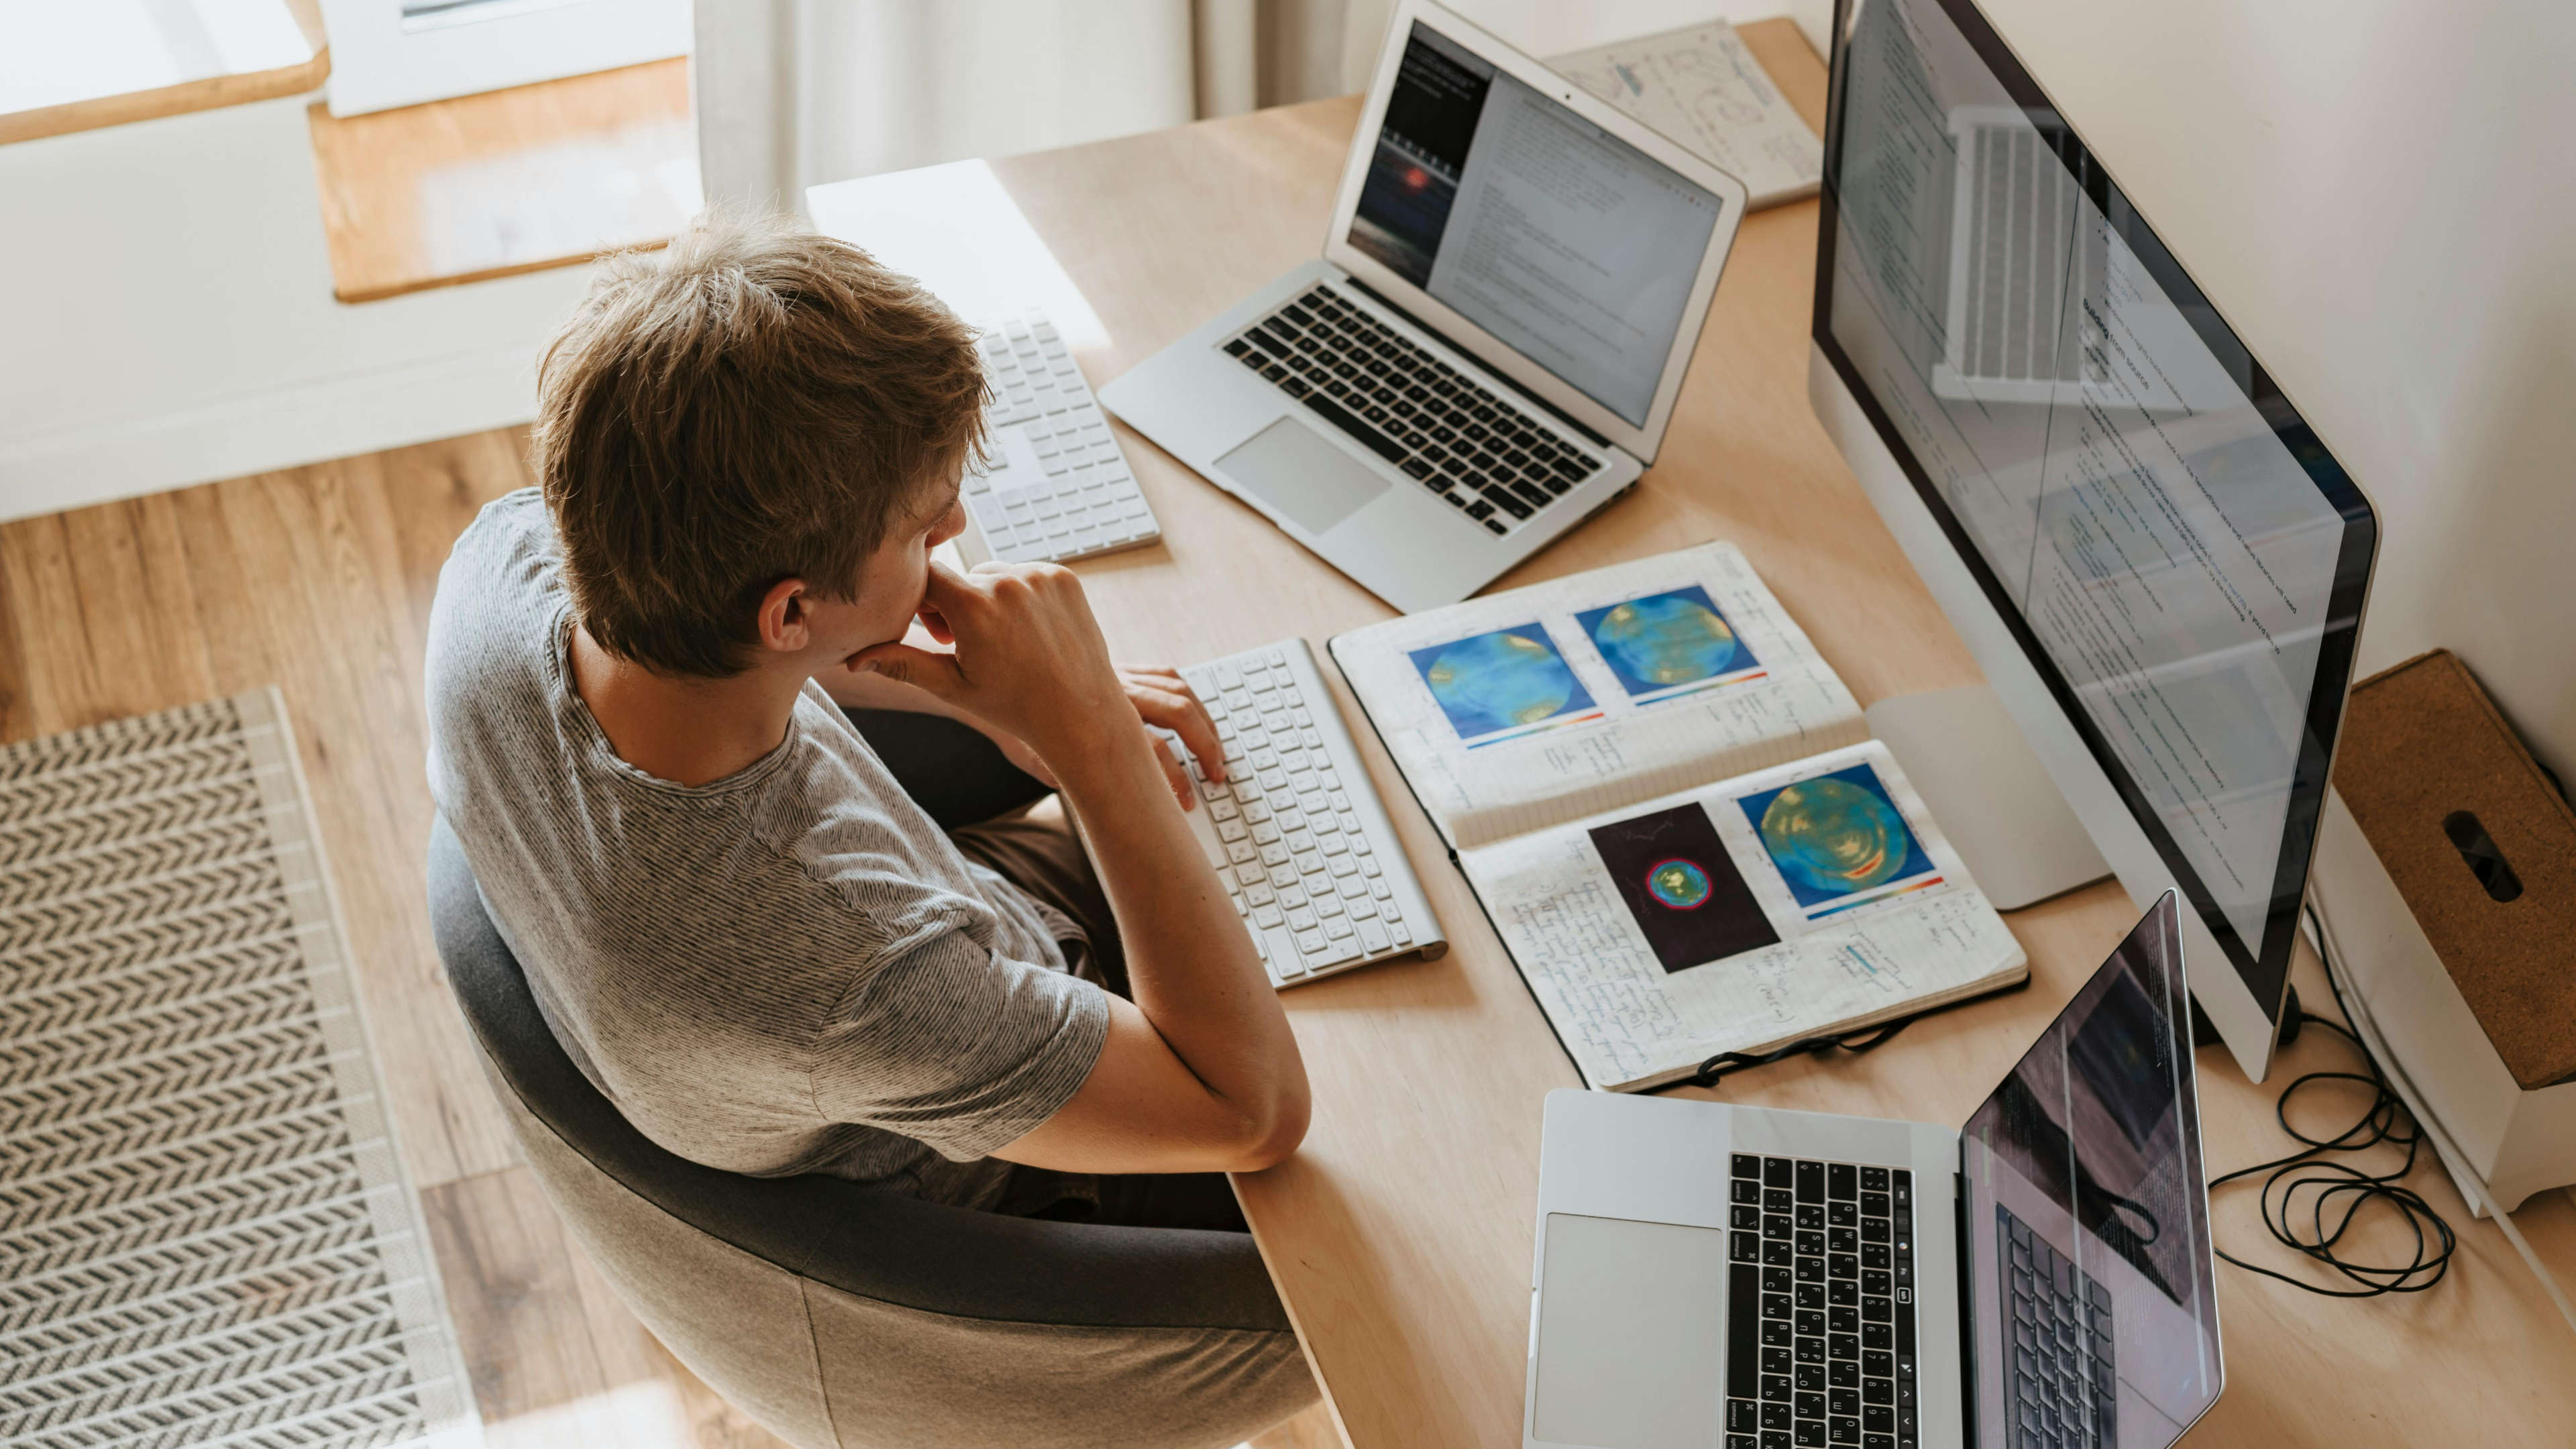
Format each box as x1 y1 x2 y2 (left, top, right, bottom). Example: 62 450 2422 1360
1809 0 2379 1020
1322 0 1749 462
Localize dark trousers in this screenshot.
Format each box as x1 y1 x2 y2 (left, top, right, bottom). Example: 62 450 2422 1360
841 708 1248 1234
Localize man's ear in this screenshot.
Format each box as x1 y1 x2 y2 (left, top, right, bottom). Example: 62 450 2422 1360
755 577 811 654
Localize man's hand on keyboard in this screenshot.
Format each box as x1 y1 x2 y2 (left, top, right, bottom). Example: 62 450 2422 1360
1114 662 1226 794
960 663 1225 811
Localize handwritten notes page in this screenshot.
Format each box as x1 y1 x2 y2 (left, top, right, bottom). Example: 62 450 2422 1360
1549 21 1823 211
1330 541 1865 851
1458 742 2027 1091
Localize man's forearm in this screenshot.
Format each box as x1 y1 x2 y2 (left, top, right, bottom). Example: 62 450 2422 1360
822 663 974 719
1051 722 1308 1146
825 662 1049 764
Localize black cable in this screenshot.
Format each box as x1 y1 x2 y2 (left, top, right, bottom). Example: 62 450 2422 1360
1686 1018 1914 1089
2204 902 2457 1297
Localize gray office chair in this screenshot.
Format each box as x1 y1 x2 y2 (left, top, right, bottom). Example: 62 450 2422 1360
426 816 1316 1449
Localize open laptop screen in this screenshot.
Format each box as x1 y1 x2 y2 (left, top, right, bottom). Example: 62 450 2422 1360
1959 895 2220 1447
1347 21 1725 427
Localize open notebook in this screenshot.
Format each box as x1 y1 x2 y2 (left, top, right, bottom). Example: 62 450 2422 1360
1330 542 2027 1090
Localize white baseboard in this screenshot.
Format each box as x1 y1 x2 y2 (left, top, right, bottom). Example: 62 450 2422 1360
0 343 543 524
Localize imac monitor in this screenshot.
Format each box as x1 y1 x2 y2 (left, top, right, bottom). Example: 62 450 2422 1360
1807 0 2377 1082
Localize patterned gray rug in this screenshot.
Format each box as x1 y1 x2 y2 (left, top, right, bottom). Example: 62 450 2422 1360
1 689 479 1449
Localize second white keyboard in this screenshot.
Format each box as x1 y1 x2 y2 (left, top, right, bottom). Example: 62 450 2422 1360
1179 639 1446 989
963 314 1162 565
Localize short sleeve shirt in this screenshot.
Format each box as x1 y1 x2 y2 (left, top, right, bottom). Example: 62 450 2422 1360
423 490 1108 1208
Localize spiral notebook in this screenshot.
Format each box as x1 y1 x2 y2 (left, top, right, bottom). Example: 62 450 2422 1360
1330 542 2027 1090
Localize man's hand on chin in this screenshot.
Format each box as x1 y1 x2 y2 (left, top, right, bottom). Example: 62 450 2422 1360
812 585 1220 812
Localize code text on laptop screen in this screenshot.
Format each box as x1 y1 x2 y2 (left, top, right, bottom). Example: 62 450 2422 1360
1348 22 1723 426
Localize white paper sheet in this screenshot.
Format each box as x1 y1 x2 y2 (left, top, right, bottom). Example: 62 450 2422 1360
1550 21 1823 211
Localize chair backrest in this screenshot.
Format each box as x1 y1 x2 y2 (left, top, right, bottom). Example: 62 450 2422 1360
425 815 1311 1449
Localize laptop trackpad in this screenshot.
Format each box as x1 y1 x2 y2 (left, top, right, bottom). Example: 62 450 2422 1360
1216 417 1389 536
1532 1214 1729 1448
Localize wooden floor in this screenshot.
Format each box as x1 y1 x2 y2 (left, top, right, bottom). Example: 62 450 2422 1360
0 429 1332 1449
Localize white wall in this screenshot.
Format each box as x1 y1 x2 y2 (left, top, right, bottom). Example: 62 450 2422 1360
0 92 595 523
1965 0 2576 773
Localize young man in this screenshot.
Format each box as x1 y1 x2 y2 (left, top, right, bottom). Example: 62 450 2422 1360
424 214 1309 1229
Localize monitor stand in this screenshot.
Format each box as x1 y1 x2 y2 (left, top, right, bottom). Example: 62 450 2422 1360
1872 686 2305 1052
2192 984 2302 1052
1866 684 2111 910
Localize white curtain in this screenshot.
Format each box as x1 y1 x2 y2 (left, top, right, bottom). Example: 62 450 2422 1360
692 0 1812 212
695 0 1261 212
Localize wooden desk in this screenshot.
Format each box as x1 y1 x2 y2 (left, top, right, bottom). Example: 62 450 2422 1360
977 21 2576 1446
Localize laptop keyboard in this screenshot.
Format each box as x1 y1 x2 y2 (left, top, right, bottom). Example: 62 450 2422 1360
1220 286 1605 536
1725 1157 1921 1449
1998 1205 2116 1449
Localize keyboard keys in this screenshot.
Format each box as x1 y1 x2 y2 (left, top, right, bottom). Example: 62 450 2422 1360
1227 286 1601 537
969 316 1159 564
1182 639 1441 989
1998 1201 2115 1449
1734 1156 1921 1449
1302 393 1405 463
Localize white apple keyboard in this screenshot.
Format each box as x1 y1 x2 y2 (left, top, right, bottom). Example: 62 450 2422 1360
1178 639 1446 989
962 313 1162 565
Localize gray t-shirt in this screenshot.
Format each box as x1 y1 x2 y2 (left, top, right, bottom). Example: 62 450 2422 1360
424 490 1108 1209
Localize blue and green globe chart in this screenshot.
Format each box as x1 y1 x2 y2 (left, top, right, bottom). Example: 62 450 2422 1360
1574 585 1758 700
1735 763 1933 910
1405 624 1597 743
1644 857 1715 910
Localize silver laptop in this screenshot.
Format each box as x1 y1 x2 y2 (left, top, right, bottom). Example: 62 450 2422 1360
1526 894 2222 1449
1098 0 1749 614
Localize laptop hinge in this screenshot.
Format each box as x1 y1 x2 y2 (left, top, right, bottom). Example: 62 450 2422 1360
1954 1166 1978 1446
1341 278 1617 451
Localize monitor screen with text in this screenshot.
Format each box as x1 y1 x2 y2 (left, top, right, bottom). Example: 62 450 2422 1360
1815 0 2375 1003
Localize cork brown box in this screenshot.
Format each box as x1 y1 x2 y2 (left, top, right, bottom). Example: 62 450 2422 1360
2333 649 2576 1089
